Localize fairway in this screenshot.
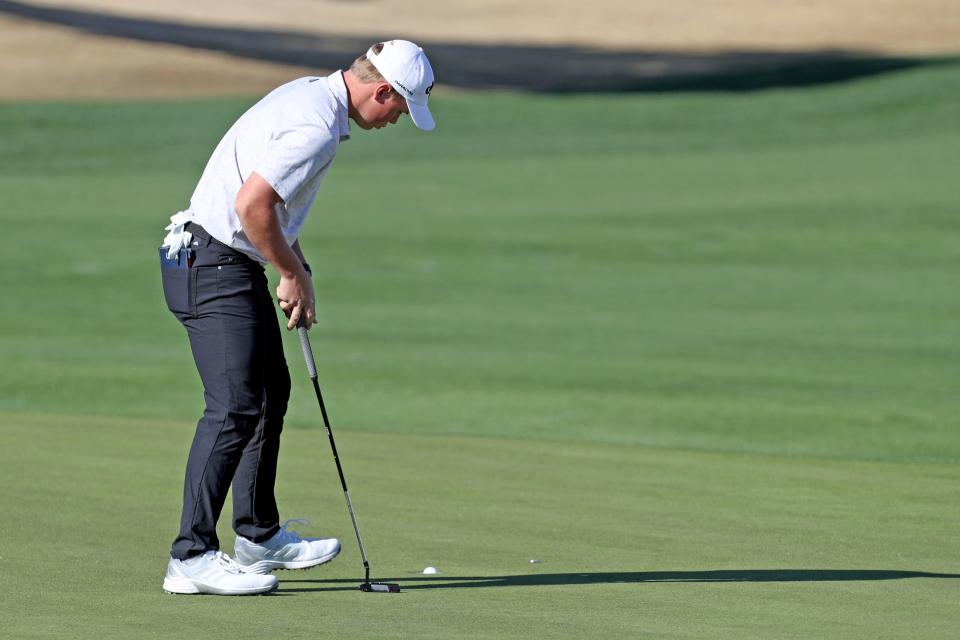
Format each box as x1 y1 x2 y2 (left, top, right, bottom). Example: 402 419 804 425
1 61 959 638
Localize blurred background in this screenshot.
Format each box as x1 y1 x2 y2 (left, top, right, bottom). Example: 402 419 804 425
2 0 959 99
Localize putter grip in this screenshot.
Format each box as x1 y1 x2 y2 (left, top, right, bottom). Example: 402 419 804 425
297 325 318 379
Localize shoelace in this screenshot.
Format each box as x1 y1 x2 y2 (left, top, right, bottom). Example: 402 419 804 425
213 550 245 574
276 518 310 543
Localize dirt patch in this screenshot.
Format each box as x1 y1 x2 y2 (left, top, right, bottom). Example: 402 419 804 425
0 15 317 101
16 0 960 53
2 0 958 101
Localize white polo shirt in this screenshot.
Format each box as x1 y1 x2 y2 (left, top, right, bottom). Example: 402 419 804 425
178 71 351 263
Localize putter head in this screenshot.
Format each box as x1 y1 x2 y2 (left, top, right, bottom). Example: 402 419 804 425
360 582 401 593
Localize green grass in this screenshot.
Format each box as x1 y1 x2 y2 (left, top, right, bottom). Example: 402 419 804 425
1 62 959 638
1 415 957 639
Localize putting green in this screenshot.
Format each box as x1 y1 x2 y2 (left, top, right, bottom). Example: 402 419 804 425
1 414 958 638
1 61 958 637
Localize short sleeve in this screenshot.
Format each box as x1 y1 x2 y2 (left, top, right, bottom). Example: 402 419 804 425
252 124 337 202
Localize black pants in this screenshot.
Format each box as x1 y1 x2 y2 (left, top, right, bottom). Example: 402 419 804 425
160 223 289 560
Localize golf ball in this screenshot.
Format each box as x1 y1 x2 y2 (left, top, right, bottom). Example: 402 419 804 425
422 566 438 574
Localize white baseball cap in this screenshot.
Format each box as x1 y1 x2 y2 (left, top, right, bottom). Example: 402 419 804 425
366 40 436 131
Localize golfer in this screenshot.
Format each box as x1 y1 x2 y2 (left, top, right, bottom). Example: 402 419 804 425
158 40 436 596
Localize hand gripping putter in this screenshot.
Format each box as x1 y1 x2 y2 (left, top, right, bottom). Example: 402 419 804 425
297 325 400 594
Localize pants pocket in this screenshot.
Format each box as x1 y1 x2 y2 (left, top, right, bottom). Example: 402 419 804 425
160 248 196 318
162 266 195 318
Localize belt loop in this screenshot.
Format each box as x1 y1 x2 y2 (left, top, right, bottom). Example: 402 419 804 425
185 222 213 248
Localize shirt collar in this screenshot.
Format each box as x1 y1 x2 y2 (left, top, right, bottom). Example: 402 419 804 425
327 70 351 142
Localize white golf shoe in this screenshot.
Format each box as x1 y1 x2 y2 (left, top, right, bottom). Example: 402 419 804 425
163 550 278 595
234 519 341 574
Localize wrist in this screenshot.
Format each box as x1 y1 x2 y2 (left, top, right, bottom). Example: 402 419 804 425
275 254 308 280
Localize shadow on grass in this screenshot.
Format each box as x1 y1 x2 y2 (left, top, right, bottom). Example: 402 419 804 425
279 569 960 593
0 0 953 92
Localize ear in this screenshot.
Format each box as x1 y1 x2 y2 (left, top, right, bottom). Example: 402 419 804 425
374 82 394 103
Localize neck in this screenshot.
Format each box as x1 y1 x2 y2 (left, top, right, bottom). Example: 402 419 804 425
343 70 373 124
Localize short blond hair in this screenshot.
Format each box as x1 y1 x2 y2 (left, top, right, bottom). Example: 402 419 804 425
350 43 389 84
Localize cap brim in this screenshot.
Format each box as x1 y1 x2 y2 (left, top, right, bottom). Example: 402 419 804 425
407 101 435 131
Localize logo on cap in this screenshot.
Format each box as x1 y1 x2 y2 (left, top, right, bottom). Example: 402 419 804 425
425 82 434 96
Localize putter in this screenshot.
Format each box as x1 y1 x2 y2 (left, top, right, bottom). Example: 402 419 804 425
297 323 401 594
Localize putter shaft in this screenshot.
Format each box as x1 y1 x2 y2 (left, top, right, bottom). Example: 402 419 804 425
297 326 398 593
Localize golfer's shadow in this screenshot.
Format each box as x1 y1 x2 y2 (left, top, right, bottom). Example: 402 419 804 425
279 569 960 593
